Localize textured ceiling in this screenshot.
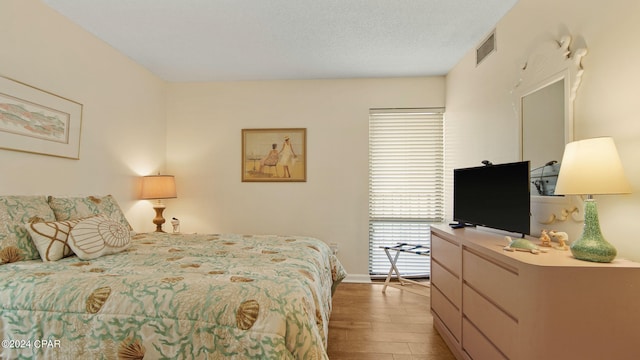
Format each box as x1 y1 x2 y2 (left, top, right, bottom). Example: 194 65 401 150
42 0 518 82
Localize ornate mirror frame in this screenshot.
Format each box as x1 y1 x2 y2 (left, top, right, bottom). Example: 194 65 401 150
513 35 587 164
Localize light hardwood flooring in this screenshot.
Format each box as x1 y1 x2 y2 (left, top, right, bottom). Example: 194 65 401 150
328 282 455 360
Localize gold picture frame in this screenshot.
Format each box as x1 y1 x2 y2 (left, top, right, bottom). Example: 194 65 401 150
0 75 83 159
242 128 306 182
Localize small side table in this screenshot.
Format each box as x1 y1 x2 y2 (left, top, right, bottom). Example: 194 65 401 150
380 243 431 293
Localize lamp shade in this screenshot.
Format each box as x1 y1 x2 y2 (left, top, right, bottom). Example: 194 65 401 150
140 175 177 200
555 137 631 195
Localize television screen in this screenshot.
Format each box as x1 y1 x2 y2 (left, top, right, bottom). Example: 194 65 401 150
453 161 530 235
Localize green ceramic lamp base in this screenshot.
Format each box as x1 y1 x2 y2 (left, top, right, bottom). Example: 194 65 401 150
570 198 617 263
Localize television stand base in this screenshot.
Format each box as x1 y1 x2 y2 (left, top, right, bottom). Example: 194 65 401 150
448 222 475 229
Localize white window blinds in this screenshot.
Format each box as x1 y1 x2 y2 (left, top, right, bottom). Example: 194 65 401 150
368 108 445 277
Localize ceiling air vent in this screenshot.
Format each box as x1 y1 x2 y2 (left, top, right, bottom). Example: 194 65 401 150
476 30 496 66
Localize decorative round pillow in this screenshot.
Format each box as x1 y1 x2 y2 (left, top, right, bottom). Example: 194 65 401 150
69 215 131 260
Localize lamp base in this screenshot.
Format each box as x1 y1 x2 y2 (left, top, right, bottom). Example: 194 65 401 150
570 199 617 263
152 204 167 233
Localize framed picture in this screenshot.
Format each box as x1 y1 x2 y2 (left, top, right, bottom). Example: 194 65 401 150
0 75 83 159
242 128 306 182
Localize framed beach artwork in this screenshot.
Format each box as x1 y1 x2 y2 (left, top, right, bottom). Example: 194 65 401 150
242 128 307 182
0 75 83 159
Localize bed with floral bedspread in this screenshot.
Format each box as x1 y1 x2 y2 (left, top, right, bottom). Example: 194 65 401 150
0 228 346 359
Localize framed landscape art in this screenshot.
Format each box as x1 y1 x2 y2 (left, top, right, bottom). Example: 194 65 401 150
0 75 83 159
242 128 306 182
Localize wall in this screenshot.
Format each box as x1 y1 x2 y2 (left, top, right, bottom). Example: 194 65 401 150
165 78 445 277
0 0 167 232
0 0 443 278
13 0 637 273
446 0 640 261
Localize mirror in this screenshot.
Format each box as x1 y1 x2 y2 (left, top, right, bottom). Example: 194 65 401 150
522 79 564 195
522 79 564 168
513 35 587 196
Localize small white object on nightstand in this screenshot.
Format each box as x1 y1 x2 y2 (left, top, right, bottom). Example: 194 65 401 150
171 217 180 234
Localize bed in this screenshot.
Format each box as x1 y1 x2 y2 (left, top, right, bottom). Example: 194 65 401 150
0 195 346 359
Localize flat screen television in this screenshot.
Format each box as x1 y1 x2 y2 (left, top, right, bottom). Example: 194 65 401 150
453 161 531 236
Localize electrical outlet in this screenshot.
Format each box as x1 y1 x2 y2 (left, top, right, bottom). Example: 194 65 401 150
329 243 339 255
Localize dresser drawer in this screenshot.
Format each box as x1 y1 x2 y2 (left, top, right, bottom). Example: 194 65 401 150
431 285 461 341
462 248 519 318
431 259 461 306
463 284 517 359
462 318 507 360
432 234 461 276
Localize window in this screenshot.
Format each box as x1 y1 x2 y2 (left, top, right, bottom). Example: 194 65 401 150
368 108 445 277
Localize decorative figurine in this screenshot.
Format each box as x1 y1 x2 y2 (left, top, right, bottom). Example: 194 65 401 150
539 230 552 247
549 230 569 250
504 236 547 254
171 217 180 234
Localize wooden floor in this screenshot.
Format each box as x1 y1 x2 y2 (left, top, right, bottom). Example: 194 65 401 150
328 282 456 360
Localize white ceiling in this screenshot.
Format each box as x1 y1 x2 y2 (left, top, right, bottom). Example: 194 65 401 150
42 0 518 82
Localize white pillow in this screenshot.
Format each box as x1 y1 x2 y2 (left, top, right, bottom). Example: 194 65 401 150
26 218 82 262
69 215 131 260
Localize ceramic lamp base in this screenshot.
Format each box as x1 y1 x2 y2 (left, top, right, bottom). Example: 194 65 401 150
152 204 167 233
570 198 616 263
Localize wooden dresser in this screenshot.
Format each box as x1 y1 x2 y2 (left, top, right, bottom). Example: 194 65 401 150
430 225 640 360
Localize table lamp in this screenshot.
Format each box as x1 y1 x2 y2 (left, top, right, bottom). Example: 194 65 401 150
554 137 631 262
140 174 177 232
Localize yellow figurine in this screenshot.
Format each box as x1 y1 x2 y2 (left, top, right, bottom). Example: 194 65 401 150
549 230 569 250
539 229 552 247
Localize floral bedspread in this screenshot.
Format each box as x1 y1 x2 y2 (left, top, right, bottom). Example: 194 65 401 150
0 233 346 359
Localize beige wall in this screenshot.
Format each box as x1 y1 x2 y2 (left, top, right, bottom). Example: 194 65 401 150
6 0 638 275
165 78 445 276
446 0 640 261
0 0 167 232
1 0 444 277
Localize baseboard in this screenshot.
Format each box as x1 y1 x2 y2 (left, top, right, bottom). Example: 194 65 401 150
342 274 372 283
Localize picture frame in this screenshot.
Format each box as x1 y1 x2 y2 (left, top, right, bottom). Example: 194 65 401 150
0 75 83 159
242 128 306 182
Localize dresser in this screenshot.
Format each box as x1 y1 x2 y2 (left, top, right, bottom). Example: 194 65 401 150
430 225 640 360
